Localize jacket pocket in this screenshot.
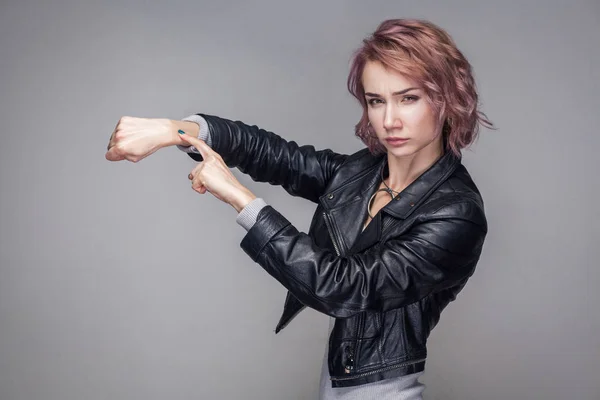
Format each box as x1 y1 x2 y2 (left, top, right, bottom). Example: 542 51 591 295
378 308 407 364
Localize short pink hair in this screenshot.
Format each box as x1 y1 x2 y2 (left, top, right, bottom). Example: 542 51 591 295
347 19 494 156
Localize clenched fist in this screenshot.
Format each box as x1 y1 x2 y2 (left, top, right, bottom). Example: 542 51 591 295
105 116 186 162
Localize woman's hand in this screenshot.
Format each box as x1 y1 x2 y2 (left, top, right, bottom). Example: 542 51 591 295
105 116 195 162
180 134 257 212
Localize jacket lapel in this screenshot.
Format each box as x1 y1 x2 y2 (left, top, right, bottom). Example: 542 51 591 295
319 150 461 256
382 151 461 219
318 155 386 255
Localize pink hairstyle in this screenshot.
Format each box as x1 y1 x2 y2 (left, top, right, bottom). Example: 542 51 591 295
347 19 494 156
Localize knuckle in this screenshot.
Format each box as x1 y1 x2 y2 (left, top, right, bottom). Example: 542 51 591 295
119 116 133 128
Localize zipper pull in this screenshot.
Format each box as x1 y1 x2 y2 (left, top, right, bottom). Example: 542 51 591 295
344 345 355 373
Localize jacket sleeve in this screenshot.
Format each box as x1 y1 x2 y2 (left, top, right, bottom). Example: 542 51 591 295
185 114 349 203
239 203 488 318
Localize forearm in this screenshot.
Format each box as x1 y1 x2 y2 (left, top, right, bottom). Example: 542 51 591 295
196 113 348 203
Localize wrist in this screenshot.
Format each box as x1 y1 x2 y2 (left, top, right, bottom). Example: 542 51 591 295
166 119 201 147
231 187 257 213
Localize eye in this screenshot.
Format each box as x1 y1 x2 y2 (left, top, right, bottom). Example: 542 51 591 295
402 95 419 103
367 98 383 106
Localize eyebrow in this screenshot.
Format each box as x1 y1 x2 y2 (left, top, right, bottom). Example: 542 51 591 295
364 87 419 97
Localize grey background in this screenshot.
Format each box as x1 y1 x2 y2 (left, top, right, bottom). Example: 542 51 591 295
1 0 598 399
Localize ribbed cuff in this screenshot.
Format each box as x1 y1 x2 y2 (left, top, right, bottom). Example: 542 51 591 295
239 206 291 262
236 198 268 231
176 114 211 153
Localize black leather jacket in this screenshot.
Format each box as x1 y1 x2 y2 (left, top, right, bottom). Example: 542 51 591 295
187 114 488 388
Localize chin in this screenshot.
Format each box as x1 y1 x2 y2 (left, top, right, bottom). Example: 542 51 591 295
386 145 419 159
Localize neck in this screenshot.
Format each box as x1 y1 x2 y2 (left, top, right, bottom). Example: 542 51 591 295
384 138 444 192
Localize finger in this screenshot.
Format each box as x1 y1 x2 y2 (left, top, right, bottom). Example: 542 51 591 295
179 135 213 159
191 176 207 194
107 119 122 150
107 131 115 151
189 167 203 190
105 147 125 161
190 168 211 194
193 185 207 195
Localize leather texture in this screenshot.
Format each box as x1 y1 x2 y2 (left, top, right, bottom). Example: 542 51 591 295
186 114 488 388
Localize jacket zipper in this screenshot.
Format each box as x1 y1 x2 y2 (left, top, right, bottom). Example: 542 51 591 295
330 357 426 381
348 312 366 372
323 209 424 381
323 212 342 256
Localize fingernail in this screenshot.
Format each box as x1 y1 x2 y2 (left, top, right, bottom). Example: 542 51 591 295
178 129 186 135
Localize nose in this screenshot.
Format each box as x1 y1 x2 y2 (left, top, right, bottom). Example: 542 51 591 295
383 105 401 131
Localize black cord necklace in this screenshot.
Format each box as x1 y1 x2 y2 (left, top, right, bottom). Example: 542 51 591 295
367 161 402 219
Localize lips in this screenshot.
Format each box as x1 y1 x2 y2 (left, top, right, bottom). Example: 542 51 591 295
385 137 409 147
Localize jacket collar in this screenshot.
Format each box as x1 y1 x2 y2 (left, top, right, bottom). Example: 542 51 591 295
381 150 462 219
319 149 462 219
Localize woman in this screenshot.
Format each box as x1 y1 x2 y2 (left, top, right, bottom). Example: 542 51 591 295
106 19 492 399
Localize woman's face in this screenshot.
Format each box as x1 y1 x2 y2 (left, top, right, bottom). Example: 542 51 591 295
362 60 443 159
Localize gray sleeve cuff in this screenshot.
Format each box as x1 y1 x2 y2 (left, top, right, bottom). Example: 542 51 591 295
236 198 268 231
176 114 211 153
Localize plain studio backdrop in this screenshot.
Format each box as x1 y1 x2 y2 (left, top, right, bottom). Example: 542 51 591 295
1 1 598 399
